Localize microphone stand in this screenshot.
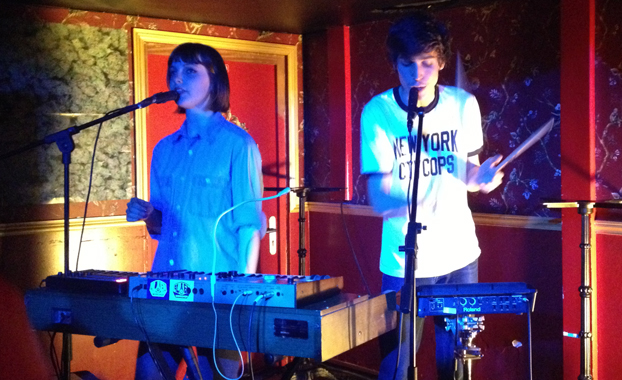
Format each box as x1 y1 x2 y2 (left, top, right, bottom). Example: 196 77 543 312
398 87 426 380
0 91 177 380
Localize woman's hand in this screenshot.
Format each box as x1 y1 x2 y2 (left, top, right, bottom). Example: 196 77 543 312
126 197 155 222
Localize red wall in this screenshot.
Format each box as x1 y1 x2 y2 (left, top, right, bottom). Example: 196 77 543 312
595 232 622 380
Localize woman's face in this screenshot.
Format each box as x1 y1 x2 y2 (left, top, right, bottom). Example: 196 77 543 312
168 60 212 111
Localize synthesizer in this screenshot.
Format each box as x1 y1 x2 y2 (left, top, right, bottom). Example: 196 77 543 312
43 270 343 308
128 270 343 308
43 270 136 295
25 288 398 361
417 282 537 316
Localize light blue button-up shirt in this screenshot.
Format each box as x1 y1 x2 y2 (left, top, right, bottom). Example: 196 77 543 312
148 112 264 273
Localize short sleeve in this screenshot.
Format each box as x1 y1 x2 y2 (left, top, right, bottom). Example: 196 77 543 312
360 100 394 174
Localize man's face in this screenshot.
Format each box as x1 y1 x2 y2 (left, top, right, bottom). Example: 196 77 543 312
396 50 444 104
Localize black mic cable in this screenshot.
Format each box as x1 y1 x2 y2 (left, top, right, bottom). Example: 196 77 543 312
406 87 418 134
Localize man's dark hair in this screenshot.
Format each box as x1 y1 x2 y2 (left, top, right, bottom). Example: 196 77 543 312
167 43 230 113
386 11 451 66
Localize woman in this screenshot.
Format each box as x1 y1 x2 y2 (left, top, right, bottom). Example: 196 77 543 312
127 42 265 380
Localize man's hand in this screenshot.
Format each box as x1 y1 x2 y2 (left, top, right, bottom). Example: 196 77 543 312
367 173 409 217
472 154 504 193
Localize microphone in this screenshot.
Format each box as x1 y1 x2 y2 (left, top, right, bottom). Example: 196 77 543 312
137 90 180 108
408 87 419 116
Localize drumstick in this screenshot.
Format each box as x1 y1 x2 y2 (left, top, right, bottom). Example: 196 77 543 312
496 117 555 172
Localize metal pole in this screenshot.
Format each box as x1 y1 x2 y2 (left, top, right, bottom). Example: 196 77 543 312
578 202 594 380
60 138 74 380
297 190 307 276
63 154 70 275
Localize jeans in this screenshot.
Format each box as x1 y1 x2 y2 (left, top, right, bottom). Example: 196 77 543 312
135 343 241 380
378 259 478 380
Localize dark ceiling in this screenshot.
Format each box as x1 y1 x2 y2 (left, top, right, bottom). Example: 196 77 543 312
7 0 496 34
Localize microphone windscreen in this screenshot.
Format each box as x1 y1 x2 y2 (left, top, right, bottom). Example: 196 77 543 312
152 91 180 104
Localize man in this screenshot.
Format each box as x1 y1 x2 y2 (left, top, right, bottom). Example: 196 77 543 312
360 12 503 380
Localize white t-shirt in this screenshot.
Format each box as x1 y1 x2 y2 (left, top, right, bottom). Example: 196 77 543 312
361 85 483 278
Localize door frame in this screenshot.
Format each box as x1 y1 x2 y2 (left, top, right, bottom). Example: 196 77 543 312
132 28 299 274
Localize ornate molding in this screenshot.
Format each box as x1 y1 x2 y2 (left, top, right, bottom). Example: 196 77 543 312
3 204 621 236
306 202 378 217
0 216 139 237
306 202 563 231
472 213 561 231
594 220 622 236
133 28 300 211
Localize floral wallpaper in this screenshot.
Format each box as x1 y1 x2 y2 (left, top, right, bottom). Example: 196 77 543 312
303 32 330 188
0 20 131 212
305 0 562 217
595 0 622 201
441 1 561 216
0 5 302 223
